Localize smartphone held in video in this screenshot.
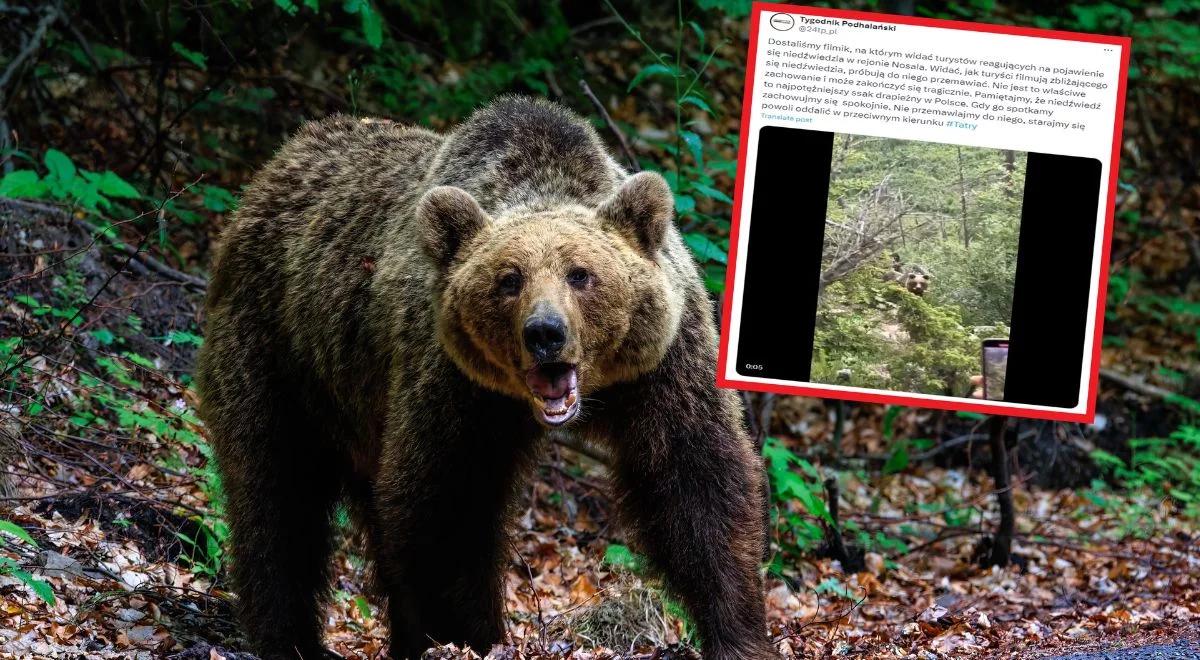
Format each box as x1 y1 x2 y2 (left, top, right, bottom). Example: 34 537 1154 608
982 339 1010 401
716 3 1129 423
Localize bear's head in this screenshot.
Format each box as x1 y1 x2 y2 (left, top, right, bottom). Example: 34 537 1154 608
905 269 931 296
418 172 684 427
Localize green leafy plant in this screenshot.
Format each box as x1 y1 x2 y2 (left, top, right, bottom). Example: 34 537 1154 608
603 543 647 573
915 1 1200 82
762 436 833 571
0 520 56 606
342 0 384 49
841 519 909 558
0 148 139 213
1091 423 1200 520
354 594 373 620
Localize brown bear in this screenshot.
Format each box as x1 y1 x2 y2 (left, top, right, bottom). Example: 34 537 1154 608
904 266 931 296
882 255 932 296
196 96 772 660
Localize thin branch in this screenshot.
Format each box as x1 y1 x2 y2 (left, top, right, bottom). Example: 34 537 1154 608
578 79 639 172
3 213 154 379
545 462 606 494
0 3 61 93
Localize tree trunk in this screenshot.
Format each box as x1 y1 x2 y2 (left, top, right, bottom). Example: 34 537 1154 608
987 415 1014 567
957 146 970 249
1003 149 1017 199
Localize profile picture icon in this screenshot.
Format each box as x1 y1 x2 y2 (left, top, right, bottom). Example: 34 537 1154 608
769 13 795 30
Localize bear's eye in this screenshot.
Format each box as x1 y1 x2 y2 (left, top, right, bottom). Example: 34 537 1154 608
497 271 523 296
566 267 591 289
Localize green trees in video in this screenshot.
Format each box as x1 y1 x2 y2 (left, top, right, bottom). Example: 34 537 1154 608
812 135 1026 395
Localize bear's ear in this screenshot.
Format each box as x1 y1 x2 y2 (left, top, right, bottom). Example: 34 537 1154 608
597 171 673 257
417 186 492 269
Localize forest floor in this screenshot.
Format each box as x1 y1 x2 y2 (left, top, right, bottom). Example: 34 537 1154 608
2 199 1199 659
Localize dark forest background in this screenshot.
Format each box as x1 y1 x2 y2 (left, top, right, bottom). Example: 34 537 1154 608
1 1 1198 657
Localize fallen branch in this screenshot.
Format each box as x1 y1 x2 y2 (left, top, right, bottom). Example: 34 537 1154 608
0 197 207 291
77 216 208 290
548 430 611 465
1100 367 1188 405
578 79 640 172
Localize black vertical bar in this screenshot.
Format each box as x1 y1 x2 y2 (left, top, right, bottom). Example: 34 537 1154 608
1003 153 1102 408
735 127 834 381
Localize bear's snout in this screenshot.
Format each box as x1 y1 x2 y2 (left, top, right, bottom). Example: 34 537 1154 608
523 311 568 363
521 302 580 426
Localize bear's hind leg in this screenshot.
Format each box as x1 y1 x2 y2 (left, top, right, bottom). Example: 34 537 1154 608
201 358 343 659
220 432 342 659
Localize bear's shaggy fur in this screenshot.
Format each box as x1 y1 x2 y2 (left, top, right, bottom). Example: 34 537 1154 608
196 96 771 660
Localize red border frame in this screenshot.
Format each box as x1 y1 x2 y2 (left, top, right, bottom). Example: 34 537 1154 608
715 3 1131 423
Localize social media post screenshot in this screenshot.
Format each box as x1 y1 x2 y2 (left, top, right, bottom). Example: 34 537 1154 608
717 4 1130 423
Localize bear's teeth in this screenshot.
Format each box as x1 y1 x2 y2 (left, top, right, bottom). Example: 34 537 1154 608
540 385 578 421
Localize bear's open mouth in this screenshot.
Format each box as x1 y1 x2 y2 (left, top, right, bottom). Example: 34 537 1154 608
525 362 580 426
